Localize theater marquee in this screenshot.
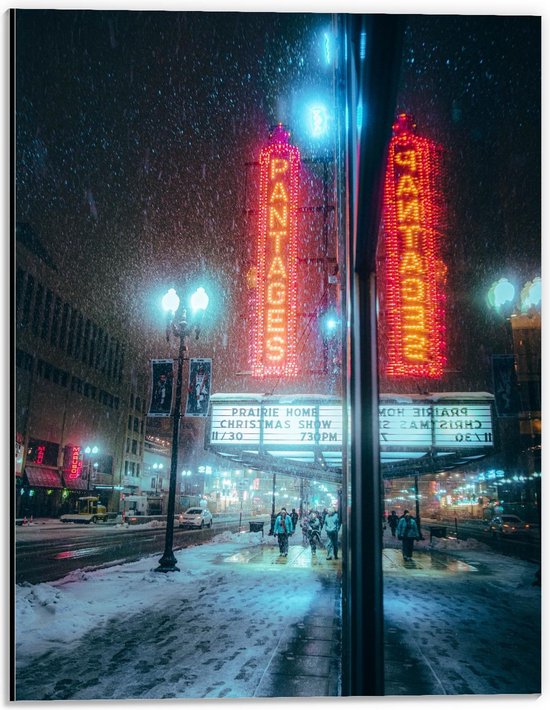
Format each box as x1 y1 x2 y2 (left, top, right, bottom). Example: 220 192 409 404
207 393 495 474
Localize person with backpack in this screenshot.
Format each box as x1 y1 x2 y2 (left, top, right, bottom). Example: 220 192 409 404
324 508 341 560
273 508 293 557
304 511 322 556
396 510 419 561
388 510 399 538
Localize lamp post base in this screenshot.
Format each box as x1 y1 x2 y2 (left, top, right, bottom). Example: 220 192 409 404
156 553 180 572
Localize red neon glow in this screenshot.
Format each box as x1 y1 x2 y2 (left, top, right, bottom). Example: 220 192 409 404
35 445 46 465
251 123 300 377
68 445 82 479
380 113 446 379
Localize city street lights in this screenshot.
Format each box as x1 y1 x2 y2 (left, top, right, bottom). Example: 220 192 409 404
83 445 99 491
156 286 209 573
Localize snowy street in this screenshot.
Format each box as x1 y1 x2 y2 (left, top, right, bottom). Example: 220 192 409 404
15 530 341 700
14 527 541 701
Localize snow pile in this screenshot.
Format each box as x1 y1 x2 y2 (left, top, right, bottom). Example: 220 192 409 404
431 536 492 551
114 520 165 530
15 533 320 671
209 529 267 545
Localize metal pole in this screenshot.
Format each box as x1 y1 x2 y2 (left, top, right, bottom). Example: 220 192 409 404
414 474 423 539
239 497 243 532
156 331 186 572
269 471 277 534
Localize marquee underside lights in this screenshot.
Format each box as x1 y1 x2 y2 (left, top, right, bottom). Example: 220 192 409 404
251 124 300 378
381 113 446 379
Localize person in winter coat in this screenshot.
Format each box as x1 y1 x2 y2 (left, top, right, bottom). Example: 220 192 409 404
304 511 322 555
324 508 341 560
273 508 293 556
396 511 419 561
290 508 299 530
388 510 399 538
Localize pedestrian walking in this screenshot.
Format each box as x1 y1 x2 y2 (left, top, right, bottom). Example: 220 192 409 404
388 510 399 538
324 508 341 560
273 508 293 557
290 508 299 530
301 515 310 546
304 511 322 556
396 510 419 561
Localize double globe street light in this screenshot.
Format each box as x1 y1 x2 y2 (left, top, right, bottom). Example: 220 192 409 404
156 286 209 573
83 445 100 491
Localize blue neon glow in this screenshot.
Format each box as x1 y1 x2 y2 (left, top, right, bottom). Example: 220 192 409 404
308 104 329 137
323 32 332 65
360 31 367 60
356 102 363 132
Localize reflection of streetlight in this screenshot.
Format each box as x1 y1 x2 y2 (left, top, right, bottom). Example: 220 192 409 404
520 277 541 312
487 277 516 313
156 286 209 573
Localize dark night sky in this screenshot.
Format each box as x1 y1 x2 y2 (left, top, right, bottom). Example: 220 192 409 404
15 10 331 369
14 9 541 390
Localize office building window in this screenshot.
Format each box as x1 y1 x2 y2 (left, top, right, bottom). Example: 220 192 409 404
50 296 62 347
66 308 77 356
82 319 91 363
59 303 70 350
41 289 53 341
32 283 44 335
21 273 34 328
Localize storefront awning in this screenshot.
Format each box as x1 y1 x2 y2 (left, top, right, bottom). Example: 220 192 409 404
62 476 89 491
24 466 63 489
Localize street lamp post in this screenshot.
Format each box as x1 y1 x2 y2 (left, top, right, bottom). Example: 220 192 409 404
156 287 209 573
269 472 277 535
84 445 99 492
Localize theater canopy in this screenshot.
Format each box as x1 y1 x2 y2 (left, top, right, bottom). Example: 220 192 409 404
206 392 495 482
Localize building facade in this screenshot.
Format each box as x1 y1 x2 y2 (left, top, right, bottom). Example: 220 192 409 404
15 224 147 517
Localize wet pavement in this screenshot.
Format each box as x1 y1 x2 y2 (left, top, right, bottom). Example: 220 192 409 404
222 536 540 697
223 541 342 697
16 523 540 698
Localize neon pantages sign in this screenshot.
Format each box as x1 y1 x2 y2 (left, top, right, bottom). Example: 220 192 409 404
381 113 446 379
251 124 300 378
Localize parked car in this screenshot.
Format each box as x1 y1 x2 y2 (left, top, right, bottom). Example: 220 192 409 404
178 507 213 529
487 515 531 536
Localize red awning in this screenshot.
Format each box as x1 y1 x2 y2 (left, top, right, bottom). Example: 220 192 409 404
61 476 89 491
24 466 63 489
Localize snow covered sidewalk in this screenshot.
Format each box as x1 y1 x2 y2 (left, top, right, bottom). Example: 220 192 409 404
14 528 541 700
382 534 541 696
15 530 341 700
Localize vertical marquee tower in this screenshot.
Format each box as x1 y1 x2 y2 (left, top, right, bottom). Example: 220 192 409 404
251 123 301 378
379 113 447 379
